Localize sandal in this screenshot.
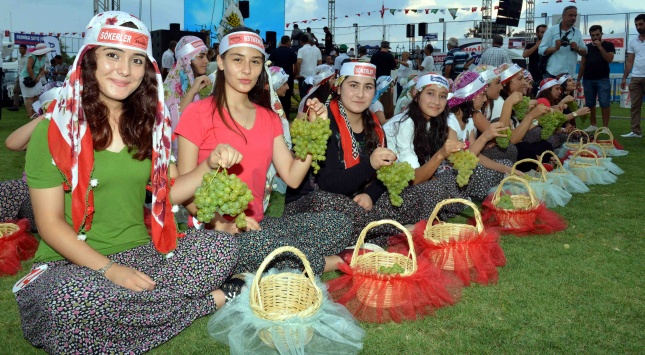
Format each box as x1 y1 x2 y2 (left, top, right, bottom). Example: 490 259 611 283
221 276 246 303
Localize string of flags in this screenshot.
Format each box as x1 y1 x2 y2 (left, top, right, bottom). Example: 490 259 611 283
4 30 85 38
286 0 581 27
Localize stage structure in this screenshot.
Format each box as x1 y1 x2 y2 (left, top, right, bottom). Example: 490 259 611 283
329 0 336 38
525 0 535 43
481 0 493 49
94 0 120 15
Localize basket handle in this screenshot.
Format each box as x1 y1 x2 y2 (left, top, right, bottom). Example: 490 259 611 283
566 129 589 147
250 246 318 309
492 175 539 207
594 127 614 142
352 219 416 269
582 143 607 158
572 149 599 166
511 158 548 182
426 198 484 234
538 150 565 173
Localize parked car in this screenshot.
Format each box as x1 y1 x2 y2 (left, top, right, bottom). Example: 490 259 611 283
2 68 21 107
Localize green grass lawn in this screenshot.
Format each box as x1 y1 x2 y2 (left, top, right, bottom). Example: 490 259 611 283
1 105 644 354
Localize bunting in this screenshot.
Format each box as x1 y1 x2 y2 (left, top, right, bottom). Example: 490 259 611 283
448 8 458 20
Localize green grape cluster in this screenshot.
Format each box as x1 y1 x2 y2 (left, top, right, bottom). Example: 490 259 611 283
198 84 213 99
513 96 531 121
496 194 514 209
193 168 254 228
448 150 479 187
376 161 415 206
378 263 405 275
290 117 332 174
496 127 513 148
538 111 568 140
566 101 590 123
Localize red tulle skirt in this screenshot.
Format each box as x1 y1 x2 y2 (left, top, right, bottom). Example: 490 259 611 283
0 219 38 276
391 220 505 286
326 257 461 323
479 194 567 236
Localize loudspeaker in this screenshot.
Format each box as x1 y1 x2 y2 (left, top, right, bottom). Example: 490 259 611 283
406 24 415 38
150 30 209 64
169 23 180 31
265 31 277 53
496 0 522 27
239 1 250 19
418 23 427 37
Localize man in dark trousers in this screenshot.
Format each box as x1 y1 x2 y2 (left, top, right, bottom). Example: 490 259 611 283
269 36 298 114
323 27 333 55
577 24 615 132
523 24 547 97
370 41 397 119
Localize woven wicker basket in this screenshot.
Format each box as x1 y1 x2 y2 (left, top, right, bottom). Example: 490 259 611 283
352 220 417 308
564 129 590 150
511 158 548 183
250 246 323 349
593 127 615 151
491 175 540 229
569 149 600 169
423 198 483 270
582 143 607 158
539 150 566 176
0 223 20 237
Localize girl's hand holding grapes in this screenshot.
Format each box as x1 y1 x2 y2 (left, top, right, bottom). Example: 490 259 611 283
482 122 508 141
214 214 261 235
527 104 550 121
208 144 243 170
505 91 523 107
439 139 466 160
575 106 590 118
370 147 397 170
560 95 575 104
305 98 328 121
528 99 537 110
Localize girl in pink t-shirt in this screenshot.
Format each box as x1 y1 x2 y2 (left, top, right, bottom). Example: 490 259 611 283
175 27 353 276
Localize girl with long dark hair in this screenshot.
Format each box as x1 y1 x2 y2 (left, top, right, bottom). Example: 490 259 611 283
175 27 353 275
15 12 240 353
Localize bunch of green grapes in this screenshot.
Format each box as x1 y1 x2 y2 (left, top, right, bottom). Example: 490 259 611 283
567 101 590 123
496 127 513 149
193 168 254 228
378 263 405 275
198 84 213 99
290 117 332 174
538 111 569 140
513 96 531 121
376 161 415 206
496 194 514 209
448 150 479 187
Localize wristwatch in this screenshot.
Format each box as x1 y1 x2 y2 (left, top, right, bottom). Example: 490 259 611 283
532 119 539 126
572 112 578 117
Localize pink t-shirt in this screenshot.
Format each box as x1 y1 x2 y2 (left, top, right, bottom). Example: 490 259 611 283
175 99 283 221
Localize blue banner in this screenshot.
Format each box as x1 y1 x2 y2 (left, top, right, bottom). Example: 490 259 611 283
14 33 45 45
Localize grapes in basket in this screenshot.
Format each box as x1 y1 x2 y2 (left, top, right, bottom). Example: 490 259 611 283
496 194 515 210
291 116 332 174
377 161 415 206
378 263 405 275
448 149 479 187
194 168 254 229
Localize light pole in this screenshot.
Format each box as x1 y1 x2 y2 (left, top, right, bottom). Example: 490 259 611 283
353 23 358 58
439 18 446 52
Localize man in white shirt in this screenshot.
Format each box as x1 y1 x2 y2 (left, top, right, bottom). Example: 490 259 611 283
161 40 177 80
620 13 645 138
395 51 412 97
333 44 350 74
295 34 322 99
418 44 435 76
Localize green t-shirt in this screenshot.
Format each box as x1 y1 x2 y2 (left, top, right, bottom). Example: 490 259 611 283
26 120 152 262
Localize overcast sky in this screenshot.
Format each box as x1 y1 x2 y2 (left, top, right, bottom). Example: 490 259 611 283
1 0 642 48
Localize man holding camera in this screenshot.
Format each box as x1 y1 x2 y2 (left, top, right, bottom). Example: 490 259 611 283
577 25 615 132
539 6 587 78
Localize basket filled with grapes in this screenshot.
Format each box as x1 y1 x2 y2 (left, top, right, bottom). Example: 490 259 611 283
290 112 332 174
193 167 254 228
419 199 505 286
326 220 460 323
376 162 415 206
480 175 566 236
564 129 590 151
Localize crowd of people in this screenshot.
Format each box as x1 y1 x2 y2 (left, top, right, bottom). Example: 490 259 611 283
0 6 643 354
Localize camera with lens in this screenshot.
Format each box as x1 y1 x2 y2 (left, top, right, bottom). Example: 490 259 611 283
560 35 570 47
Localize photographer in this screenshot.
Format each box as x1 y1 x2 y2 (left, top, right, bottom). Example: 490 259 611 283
538 6 587 78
